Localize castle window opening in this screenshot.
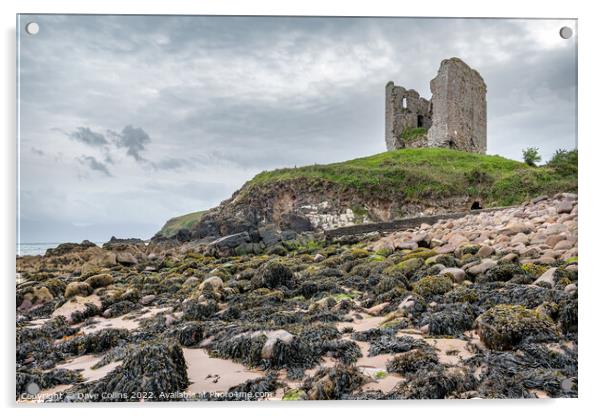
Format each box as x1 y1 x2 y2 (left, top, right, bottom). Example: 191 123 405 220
417 115 424 128
401 97 407 109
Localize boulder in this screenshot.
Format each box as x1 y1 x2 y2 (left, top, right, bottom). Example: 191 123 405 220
476 304 558 350
255 260 295 289
279 213 313 233
502 222 533 236
258 224 282 246
313 253 325 262
64 282 93 298
557 199 574 214
260 329 295 359
139 294 156 305
199 276 224 292
476 245 494 258
116 252 138 266
553 240 574 251
84 273 113 289
467 259 497 275
545 223 568 235
207 232 251 256
440 267 466 283
413 275 453 297
564 283 577 295
534 267 557 288
183 276 200 286
82 342 189 401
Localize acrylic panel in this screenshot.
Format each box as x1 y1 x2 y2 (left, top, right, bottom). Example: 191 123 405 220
16 15 577 402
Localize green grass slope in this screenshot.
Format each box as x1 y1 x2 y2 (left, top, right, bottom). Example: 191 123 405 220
157 148 577 238
156 210 206 238
244 148 577 206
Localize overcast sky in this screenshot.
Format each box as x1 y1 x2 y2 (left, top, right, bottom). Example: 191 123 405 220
17 15 577 243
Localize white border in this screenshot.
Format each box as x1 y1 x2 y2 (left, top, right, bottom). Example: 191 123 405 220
2 1 600 415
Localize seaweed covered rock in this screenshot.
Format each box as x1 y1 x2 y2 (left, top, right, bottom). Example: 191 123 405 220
386 348 439 374
102 300 137 318
425 303 479 335
84 273 114 289
321 339 362 365
303 365 367 400
224 373 282 401
80 342 189 401
412 275 453 298
181 300 218 321
384 258 424 277
17 368 83 399
393 367 476 399
169 322 204 347
64 282 92 298
199 276 224 293
476 304 559 350
254 260 295 289
368 335 429 356
475 344 578 398
478 263 527 284
214 329 317 376
58 328 130 355
558 297 578 335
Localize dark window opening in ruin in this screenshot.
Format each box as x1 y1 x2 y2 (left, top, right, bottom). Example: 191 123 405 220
471 201 483 210
401 97 407 109
417 115 424 128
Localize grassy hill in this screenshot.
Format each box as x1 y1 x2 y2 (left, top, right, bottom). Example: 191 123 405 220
156 210 206 238
244 148 577 205
156 148 577 238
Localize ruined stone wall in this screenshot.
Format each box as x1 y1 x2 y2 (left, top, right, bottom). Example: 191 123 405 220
385 82 432 151
427 58 487 153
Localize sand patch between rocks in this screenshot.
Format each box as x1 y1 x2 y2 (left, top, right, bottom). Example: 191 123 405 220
55 354 121 382
183 348 264 394
78 307 170 334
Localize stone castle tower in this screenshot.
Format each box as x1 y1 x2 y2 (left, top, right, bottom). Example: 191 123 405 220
385 57 487 153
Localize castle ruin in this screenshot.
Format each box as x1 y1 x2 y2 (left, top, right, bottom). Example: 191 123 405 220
385 57 487 153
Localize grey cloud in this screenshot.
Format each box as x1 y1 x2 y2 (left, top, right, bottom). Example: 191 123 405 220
150 157 190 171
67 127 109 147
108 125 151 162
30 147 44 156
77 155 112 177
17 15 577 242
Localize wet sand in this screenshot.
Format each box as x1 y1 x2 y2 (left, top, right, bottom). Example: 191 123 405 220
183 348 265 394
79 307 170 334
336 313 385 332
55 354 121 382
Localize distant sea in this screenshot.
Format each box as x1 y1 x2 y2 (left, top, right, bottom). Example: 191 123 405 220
17 242 104 256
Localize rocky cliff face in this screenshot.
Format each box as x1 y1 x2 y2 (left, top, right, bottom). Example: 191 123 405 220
162 176 476 244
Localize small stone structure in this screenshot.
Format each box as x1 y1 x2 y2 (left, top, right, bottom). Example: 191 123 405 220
385 57 487 153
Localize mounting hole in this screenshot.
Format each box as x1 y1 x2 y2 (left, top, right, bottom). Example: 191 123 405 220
25 22 39 35
559 26 573 39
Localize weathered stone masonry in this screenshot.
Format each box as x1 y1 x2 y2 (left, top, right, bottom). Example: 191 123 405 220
385 57 487 154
